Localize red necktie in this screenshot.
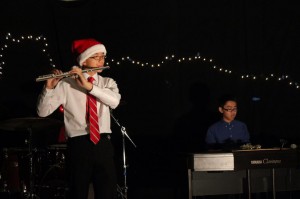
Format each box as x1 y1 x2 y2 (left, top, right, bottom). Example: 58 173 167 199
87 77 100 144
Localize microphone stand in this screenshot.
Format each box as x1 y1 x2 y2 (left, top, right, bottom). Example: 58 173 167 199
110 110 136 199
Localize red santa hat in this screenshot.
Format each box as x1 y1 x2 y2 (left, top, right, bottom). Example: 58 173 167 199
72 38 107 66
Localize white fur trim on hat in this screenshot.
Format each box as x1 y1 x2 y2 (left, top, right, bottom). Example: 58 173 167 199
77 44 107 66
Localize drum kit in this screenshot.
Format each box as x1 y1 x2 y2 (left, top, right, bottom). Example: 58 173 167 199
0 117 66 199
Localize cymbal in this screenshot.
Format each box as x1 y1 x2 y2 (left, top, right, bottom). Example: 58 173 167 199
0 117 63 131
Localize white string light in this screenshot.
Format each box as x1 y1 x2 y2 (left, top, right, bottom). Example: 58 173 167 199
0 32 56 78
0 32 299 90
106 55 300 90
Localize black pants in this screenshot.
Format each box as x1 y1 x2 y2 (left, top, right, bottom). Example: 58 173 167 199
66 134 117 199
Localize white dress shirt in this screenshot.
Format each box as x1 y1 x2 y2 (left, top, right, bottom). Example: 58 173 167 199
37 73 121 138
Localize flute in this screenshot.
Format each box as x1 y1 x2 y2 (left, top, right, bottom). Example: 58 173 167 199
36 66 110 82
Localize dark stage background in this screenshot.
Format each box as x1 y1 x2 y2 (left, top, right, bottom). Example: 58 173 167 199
1 0 300 198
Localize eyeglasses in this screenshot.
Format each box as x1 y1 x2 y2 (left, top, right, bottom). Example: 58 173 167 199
89 55 106 62
222 107 238 112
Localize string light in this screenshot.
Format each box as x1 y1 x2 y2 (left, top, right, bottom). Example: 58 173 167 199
0 32 56 78
0 32 299 90
106 55 300 90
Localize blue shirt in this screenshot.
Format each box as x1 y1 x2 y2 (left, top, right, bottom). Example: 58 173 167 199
205 120 250 144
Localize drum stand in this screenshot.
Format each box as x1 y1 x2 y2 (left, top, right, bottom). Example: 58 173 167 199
110 111 136 199
0 117 62 198
23 127 40 199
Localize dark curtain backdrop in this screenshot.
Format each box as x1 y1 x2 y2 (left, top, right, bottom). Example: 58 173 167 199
1 0 300 148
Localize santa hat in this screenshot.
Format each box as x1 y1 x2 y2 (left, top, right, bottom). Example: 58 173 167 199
72 38 107 66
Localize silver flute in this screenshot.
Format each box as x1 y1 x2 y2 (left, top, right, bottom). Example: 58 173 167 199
36 66 110 82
